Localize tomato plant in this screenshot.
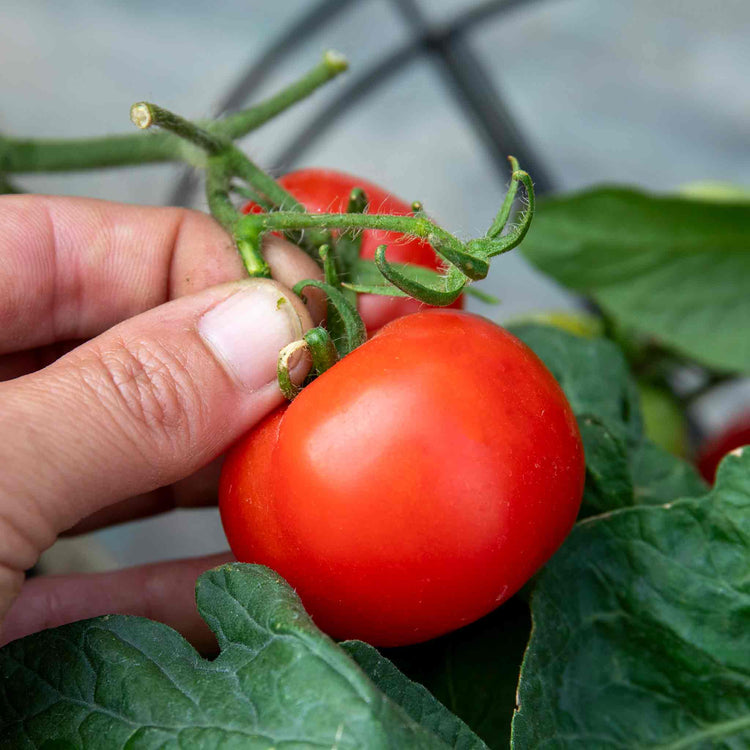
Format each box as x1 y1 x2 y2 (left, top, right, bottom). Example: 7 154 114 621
220 310 585 646
243 168 463 331
6 45 750 750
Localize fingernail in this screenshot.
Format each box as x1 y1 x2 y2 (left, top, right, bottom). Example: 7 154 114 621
199 283 303 392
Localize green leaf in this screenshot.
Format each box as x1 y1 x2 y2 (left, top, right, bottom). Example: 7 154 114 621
631 438 706 506
520 189 750 373
576 416 634 516
509 324 642 516
508 324 643 446
512 448 750 748
377 597 532 749
0 564 474 749
509 324 707 517
342 641 489 750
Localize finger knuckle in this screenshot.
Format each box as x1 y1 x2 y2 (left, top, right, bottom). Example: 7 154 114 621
85 337 207 458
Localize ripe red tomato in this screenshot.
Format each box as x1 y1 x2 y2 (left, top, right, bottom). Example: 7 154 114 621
696 411 750 483
220 311 585 646
243 168 463 331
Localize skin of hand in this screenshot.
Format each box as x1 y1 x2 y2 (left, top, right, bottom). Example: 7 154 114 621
0 195 326 652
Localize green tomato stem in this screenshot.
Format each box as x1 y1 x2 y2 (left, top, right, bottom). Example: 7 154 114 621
227 150 302 212
0 130 189 173
238 210 489 280
0 51 347 174
129 100 315 271
206 158 271 278
220 50 348 140
129 101 297 215
131 103 229 156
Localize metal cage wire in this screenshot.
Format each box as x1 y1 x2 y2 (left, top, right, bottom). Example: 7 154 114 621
169 0 552 207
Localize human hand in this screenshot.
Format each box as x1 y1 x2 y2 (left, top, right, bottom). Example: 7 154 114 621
0 195 324 651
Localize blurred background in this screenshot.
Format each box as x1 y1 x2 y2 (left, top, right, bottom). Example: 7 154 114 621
2 0 748 572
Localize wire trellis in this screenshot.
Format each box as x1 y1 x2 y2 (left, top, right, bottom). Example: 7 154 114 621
169 0 551 207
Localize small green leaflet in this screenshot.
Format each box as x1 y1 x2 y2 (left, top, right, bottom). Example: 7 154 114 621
342 259 495 302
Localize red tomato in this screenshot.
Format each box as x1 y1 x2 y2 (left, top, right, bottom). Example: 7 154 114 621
220 311 585 646
243 168 463 331
696 411 750 483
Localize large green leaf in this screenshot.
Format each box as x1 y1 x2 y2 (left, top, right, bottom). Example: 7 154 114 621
0 564 485 749
512 448 750 748
520 189 750 373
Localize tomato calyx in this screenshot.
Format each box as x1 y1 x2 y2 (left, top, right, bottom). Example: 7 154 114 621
265 159 533 397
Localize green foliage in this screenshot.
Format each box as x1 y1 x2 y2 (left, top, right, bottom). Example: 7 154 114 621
509 324 706 517
512 448 750 748
353 326 708 750
0 565 484 749
637 382 689 458
0 327 740 750
520 189 750 373
376 598 531 750
342 641 488 750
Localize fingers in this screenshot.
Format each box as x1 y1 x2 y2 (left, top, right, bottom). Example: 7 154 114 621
0 278 312 609
64 458 223 535
0 195 323 356
0 196 239 354
0 553 233 652
0 340 83 382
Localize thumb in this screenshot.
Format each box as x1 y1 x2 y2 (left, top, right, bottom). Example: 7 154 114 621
0 279 311 571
